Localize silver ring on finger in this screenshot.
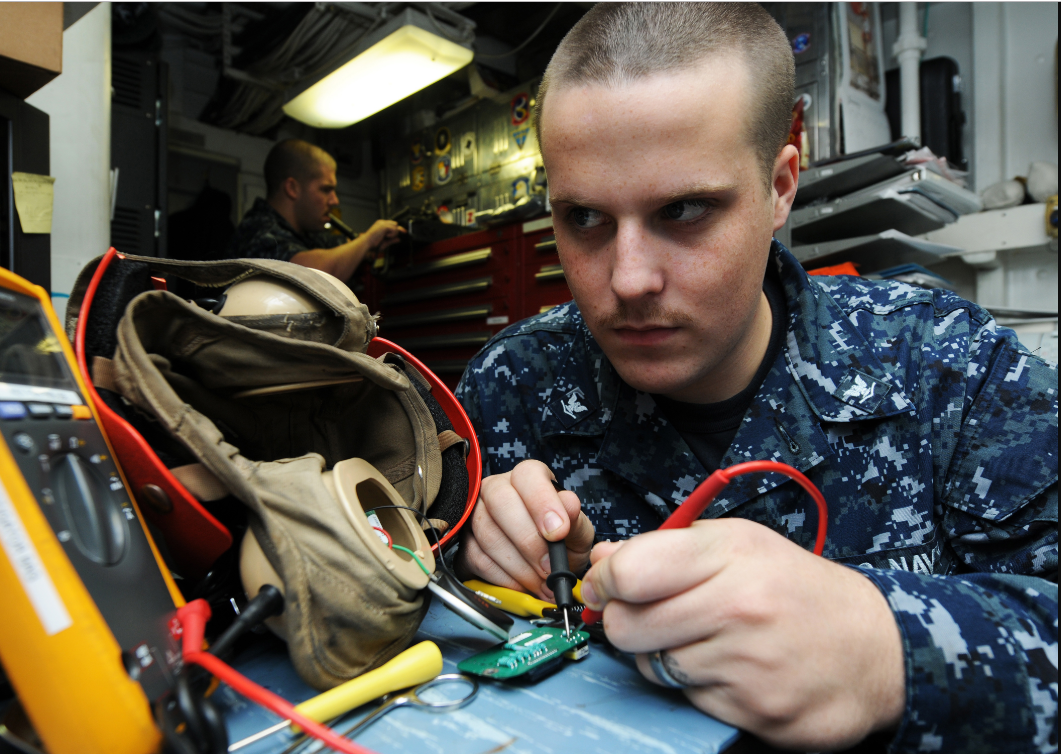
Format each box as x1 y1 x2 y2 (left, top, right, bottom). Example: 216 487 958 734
649 650 690 689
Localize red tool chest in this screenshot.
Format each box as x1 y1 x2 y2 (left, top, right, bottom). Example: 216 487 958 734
362 216 572 390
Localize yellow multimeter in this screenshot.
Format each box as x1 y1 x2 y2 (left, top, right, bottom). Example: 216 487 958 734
0 267 184 754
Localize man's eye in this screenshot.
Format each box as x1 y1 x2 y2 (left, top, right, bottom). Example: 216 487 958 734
661 199 709 222
569 207 605 229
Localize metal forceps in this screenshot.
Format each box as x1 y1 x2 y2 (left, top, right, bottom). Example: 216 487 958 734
281 674 479 754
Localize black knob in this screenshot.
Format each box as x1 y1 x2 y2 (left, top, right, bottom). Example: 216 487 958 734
50 453 128 565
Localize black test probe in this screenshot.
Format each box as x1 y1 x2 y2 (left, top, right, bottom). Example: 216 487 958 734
546 478 578 637
545 541 578 637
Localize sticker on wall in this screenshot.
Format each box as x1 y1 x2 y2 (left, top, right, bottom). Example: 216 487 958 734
411 165 427 192
511 176 530 201
512 128 530 149
461 131 476 161
434 155 453 185
465 208 477 226
410 141 425 165
791 32 811 54
435 127 452 155
511 92 530 126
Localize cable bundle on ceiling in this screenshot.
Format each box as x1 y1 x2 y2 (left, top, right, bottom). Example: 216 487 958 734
201 3 382 135
158 3 224 39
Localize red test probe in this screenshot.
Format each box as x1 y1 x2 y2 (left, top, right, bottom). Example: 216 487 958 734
580 460 829 625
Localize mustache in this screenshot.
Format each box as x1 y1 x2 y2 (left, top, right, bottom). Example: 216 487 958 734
596 299 695 329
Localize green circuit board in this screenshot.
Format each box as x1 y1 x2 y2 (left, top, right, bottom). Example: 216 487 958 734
458 627 590 680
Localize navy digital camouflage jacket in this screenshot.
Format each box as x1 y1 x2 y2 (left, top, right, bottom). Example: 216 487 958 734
225 197 343 262
456 241 1058 753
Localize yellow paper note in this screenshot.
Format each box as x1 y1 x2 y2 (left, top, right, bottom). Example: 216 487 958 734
11 172 56 234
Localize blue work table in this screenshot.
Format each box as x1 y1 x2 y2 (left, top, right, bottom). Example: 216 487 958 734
217 597 741 754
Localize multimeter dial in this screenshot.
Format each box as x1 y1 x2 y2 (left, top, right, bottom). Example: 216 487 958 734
50 451 128 566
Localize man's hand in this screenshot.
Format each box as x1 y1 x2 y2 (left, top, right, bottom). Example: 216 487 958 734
291 219 405 281
360 219 404 254
580 519 905 751
458 460 595 600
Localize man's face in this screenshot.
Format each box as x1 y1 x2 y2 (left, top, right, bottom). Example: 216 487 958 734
541 56 795 403
293 163 339 233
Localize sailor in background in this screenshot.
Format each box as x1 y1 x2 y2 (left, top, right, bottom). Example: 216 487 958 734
227 139 403 282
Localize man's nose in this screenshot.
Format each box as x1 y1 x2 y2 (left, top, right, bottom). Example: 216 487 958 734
610 222 664 301
327 193 339 208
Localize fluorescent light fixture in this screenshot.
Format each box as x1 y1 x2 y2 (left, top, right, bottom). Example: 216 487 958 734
283 9 474 129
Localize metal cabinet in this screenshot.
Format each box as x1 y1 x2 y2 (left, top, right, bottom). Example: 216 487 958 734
521 219 570 317
365 216 573 389
764 2 838 164
368 224 520 387
0 90 50 289
110 51 168 257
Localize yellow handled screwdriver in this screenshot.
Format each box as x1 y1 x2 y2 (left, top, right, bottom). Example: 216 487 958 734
227 641 443 752
463 580 585 617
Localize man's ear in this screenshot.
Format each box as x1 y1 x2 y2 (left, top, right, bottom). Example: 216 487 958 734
283 176 302 202
771 144 800 232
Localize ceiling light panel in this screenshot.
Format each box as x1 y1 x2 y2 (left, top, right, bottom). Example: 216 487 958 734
283 10 474 129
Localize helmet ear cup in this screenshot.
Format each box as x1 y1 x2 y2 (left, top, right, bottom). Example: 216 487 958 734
239 457 436 642
326 458 435 590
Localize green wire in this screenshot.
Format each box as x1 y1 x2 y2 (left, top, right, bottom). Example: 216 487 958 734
391 545 432 576
365 506 436 577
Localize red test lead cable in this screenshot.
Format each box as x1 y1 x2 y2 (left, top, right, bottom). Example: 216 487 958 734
580 460 829 625
176 600 380 754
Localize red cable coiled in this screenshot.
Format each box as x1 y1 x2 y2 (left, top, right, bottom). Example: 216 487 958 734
580 460 829 625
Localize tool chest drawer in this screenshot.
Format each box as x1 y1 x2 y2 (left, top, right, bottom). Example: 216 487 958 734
521 223 573 315
364 217 573 388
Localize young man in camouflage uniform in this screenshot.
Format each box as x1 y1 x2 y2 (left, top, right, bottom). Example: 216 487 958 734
226 139 403 281
455 4 1057 752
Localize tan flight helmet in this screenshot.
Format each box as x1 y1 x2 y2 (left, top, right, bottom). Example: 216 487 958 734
218 269 366 397
218 269 436 640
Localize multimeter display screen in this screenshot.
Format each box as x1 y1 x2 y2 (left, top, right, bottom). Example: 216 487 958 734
0 290 76 389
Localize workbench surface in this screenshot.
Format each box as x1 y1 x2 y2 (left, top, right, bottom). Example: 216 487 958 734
218 597 740 754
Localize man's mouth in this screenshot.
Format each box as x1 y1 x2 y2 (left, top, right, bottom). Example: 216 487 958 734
612 325 680 346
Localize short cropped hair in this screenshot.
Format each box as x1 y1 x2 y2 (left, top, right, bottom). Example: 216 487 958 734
536 3 795 185
264 139 336 198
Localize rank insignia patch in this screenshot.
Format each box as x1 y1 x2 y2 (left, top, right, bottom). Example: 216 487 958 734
549 388 596 429
836 370 891 412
